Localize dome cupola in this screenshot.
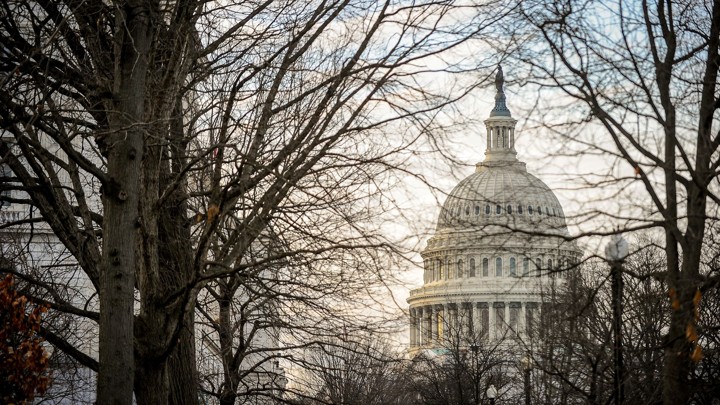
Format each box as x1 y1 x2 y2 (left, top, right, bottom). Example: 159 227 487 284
483 65 519 164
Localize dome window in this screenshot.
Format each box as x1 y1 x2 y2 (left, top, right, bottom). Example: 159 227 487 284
482 258 489 277
436 259 442 280
536 257 542 272
545 207 550 216
485 204 490 215
457 259 464 278
496 204 501 215
518 205 523 215
447 258 453 279
548 258 554 277
475 205 480 215
465 206 470 216
469 258 476 277
523 258 530 276
552 207 557 216
506 205 512 214
528 206 533 215
495 257 502 277
537 206 542 215
509 257 517 277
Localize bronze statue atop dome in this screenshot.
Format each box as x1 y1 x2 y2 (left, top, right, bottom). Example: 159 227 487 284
495 65 504 93
490 64 510 117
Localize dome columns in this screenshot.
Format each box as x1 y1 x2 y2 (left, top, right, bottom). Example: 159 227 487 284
409 309 419 346
484 116 518 162
485 117 517 151
408 299 540 349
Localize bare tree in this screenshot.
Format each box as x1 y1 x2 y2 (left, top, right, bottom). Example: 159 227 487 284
406 321 510 405
295 334 408 405
0 0 513 404
499 0 720 403
526 236 711 405
194 227 406 405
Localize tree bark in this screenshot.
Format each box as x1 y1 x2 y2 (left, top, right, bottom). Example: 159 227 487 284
97 1 151 403
164 102 198 405
135 357 169 405
218 287 240 405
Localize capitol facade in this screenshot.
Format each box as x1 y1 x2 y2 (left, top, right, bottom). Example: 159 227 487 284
407 67 581 350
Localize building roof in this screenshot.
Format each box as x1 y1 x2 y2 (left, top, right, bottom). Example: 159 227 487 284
437 162 568 235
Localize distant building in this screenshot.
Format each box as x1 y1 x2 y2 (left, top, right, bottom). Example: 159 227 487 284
407 67 581 351
1 134 99 404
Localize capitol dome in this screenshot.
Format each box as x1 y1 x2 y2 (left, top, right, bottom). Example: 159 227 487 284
407 66 581 351
437 163 568 235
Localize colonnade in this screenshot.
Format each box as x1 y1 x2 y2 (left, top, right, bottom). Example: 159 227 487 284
485 122 515 151
409 301 539 347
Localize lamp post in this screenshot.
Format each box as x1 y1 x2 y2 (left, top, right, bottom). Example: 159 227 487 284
521 354 532 405
605 234 629 405
486 384 497 405
470 344 479 405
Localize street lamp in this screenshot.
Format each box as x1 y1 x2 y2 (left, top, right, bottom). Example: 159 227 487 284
486 384 497 405
605 234 629 262
521 354 532 405
470 344 479 405
605 234 629 405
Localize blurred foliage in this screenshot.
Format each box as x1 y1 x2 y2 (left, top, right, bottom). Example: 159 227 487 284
0 274 51 404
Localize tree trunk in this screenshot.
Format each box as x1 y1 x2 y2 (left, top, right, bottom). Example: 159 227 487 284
169 310 198 405
134 302 175 405
135 357 169 405
662 285 692 405
163 113 198 404
97 1 151 403
134 94 198 405
662 1 719 403
611 261 625 405
219 391 238 405
218 288 241 405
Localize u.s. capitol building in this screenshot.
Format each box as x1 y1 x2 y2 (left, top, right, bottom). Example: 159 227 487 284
408 67 581 350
